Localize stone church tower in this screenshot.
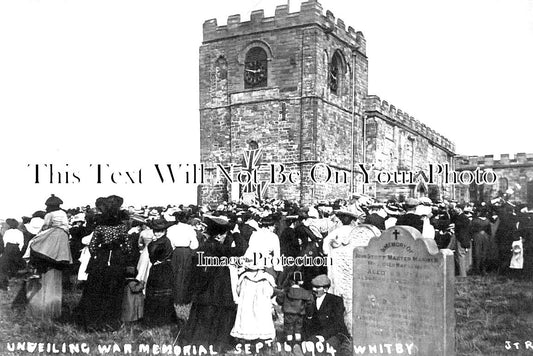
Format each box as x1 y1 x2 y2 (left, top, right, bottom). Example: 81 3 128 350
199 0 368 205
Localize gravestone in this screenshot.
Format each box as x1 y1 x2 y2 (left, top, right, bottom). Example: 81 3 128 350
324 224 380 335
352 226 455 355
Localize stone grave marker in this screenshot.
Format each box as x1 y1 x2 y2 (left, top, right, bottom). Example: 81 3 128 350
324 224 380 335
352 226 455 355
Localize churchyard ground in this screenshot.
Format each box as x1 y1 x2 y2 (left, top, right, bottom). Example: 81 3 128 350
0 274 532 355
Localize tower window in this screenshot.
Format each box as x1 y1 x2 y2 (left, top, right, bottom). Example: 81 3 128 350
244 47 267 88
329 51 344 95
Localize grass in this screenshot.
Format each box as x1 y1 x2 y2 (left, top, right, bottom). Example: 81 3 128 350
0 274 533 355
454 275 533 356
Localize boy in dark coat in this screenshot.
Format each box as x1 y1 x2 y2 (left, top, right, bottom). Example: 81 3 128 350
276 271 313 342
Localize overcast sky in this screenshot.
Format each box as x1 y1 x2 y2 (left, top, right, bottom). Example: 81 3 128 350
0 0 532 219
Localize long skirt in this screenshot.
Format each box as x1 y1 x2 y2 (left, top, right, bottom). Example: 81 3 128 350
27 228 72 270
136 247 152 289
27 268 62 319
0 243 25 289
122 280 145 322
171 247 193 305
180 303 237 351
144 261 175 326
75 263 125 330
230 271 276 340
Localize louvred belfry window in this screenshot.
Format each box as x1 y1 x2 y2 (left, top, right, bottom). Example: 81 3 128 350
329 51 343 94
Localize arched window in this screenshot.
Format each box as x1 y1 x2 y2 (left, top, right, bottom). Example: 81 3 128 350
244 47 267 89
329 51 344 94
215 56 228 80
415 180 428 198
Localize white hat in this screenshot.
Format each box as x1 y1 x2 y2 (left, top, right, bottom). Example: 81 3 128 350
416 205 432 217
25 217 44 235
307 207 319 219
419 197 433 206
463 205 474 213
71 213 86 224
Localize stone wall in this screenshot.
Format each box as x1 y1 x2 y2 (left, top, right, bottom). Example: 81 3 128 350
455 153 533 204
363 96 455 201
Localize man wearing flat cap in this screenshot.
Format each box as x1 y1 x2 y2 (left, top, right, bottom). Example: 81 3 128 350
304 274 350 351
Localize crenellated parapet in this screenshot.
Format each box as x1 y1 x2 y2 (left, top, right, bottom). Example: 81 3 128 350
363 95 455 154
455 153 533 169
202 0 366 54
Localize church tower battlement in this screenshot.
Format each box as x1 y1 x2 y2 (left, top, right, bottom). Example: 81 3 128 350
202 0 366 56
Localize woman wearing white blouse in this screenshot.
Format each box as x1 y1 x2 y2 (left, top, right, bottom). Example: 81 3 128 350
0 219 25 290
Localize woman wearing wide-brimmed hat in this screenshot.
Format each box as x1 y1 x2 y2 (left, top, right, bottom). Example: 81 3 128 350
75 195 137 330
25 195 73 319
142 218 176 326
230 214 281 342
134 215 155 288
179 214 246 352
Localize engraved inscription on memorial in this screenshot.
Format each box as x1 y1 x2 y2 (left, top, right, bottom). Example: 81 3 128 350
352 226 455 356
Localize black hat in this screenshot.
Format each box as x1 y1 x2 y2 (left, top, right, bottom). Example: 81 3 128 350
384 203 402 216
297 208 309 220
45 194 63 207
32 210 46 219
204 214 230 236
95 197 107 211
204 214 230 226
260 213 280 227
107 195 124 210
96 195 124 215
151 218 169 231
6 218 19 229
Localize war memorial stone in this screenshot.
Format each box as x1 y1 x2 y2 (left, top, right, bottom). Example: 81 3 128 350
352 226 455 355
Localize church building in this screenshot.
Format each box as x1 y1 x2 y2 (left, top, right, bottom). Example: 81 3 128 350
198 0 458 206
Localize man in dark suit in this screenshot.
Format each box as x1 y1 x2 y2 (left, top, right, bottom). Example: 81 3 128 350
304 275 350 352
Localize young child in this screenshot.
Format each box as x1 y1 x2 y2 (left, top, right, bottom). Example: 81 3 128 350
276 271 313 342
121 267 145 323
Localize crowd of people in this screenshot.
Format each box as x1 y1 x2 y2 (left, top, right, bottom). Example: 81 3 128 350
0 192 532 353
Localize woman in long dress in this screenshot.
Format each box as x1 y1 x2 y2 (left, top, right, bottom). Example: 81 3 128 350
26 195 73 319
0 219 25 290
166 212 198 306
180 215 245 352
75 195 137 330
136 223 154 288
143 219 176 326
230 219 281 342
